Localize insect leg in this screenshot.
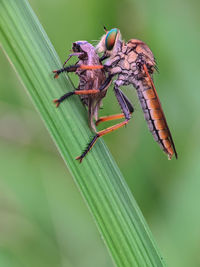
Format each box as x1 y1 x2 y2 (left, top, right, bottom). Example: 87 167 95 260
53 65 79 78
96 114 125 125
118 88 134 113
53 92 75 107
78 65 104 70
114 85 132 121
63 52 85 67
54 89 100 107
98 74 113 91
53 64 104 78
76 120 129 163
76 74 112 94
54 75 113 107
76 85 132 162
96 89 134 125
99 54 109 62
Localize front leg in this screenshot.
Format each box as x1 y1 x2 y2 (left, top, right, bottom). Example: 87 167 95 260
53 74 113 107
53 64 104 78
62 52 85 67
99 54 109 62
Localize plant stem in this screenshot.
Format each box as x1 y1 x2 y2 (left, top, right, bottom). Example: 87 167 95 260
0 0 165 266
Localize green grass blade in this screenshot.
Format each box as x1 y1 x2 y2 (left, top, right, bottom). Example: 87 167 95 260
0 0 165 266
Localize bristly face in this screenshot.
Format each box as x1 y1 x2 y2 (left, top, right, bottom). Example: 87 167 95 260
96 28 122 57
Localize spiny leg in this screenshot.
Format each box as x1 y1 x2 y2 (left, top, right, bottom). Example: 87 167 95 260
53 65 78 78
76 84 132 162
54 89 100 107
76 120 129 162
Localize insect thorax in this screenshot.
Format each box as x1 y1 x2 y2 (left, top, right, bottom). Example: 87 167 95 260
105 39 155 89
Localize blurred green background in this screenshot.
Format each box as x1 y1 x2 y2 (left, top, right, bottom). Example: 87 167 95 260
1 0 200 266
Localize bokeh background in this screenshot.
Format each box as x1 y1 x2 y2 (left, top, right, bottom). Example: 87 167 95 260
1 0 200 266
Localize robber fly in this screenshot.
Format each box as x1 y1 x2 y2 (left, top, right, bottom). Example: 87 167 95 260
74 28 177 161
94 27 178 160
53 41 115 161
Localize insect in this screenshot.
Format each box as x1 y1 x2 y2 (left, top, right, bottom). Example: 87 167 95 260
77 27 177 161
53 41 115 161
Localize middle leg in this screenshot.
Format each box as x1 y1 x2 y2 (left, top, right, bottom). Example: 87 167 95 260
76 85 133 162
96 88 134 125
54 75 113 107
53 64 104 78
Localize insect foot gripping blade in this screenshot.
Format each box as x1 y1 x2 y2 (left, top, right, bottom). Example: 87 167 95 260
76 120 129 162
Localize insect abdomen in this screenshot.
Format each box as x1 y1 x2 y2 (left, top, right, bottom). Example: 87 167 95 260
136 84 176 159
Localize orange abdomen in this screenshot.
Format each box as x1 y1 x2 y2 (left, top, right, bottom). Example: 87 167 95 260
137 81 177 159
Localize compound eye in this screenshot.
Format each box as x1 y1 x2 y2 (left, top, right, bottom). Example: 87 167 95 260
105 28 118 50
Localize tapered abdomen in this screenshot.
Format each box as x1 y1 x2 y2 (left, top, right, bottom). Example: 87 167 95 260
136 79 177 159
